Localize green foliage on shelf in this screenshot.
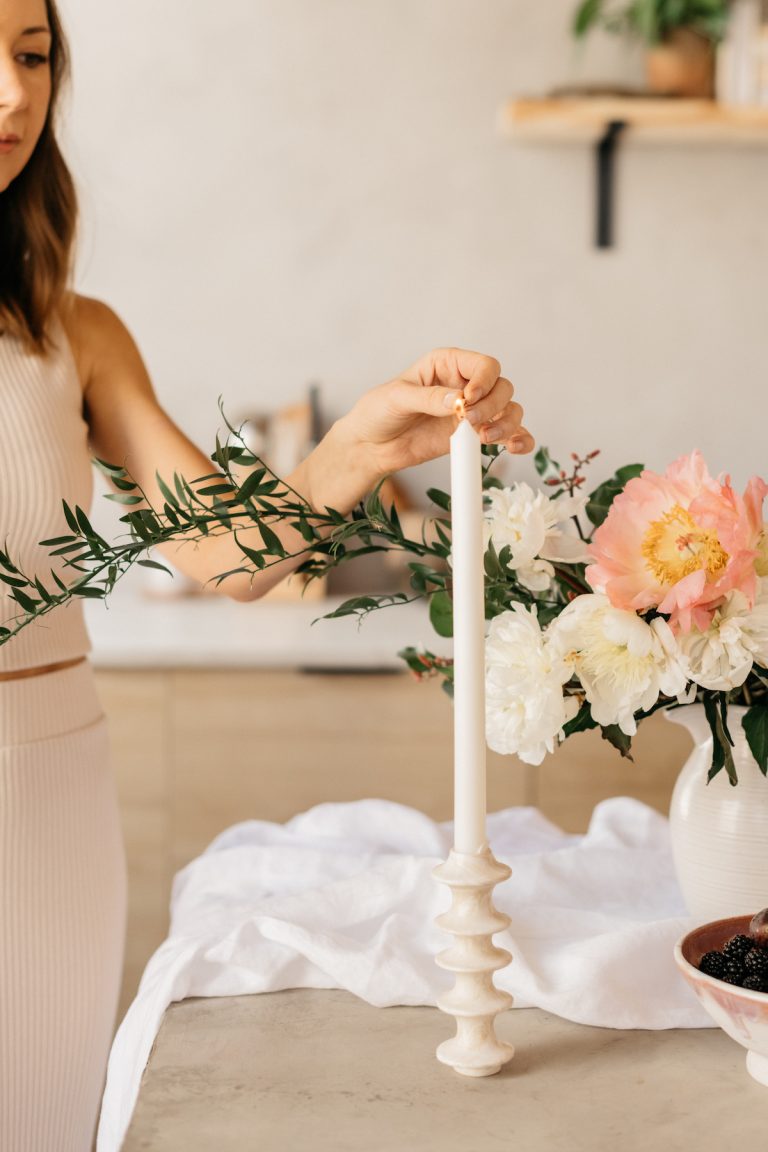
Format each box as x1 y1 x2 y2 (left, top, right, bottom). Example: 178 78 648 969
572 0 730 46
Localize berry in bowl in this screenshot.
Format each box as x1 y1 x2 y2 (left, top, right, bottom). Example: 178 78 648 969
675 908 768 1086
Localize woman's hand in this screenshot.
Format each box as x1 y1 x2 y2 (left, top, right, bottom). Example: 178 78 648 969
303 347 534 512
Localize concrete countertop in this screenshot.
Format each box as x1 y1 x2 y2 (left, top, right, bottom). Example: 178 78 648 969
85 573 446 671
122 990 758 1152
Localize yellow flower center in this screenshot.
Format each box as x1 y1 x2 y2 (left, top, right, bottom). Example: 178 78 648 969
757 526 768 578
641 504 729 587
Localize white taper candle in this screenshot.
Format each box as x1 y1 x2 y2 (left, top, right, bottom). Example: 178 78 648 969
450 412 487 855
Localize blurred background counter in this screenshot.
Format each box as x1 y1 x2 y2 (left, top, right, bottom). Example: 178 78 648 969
84 574 438 671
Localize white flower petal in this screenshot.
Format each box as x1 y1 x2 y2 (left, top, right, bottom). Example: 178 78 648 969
485 605 573 765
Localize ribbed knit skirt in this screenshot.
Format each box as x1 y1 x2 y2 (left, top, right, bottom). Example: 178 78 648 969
0 661 127 1152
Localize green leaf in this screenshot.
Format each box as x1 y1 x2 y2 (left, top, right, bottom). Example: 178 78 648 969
163 503 180 527
743 705 768 776
11 587 39 613
233 534 267 569
197 483 235 498
295 515 317 544
573 0 604 37
323 595 381 619
111 475 138 492
703 692 737 785
39 535 77 547
92 457 128 480
72 584 107 599
586 464 644 528
33 577 53 604
601 724 634 759
174 472 187 504
426 488 451 512
237 468 269 502
50 570 69 592
534 446 560 477
49 541 92 557
75 506 97 539
0 548 18 573
615 463 645 484
563 702 598 737
105 493 144 505
259 522 287 558
0 571 31 589
211 566 250 588
429 589 454 637
484 541 504 581
156 472 180 508
62 501 79 533
398 646 431 675
137 559 174 577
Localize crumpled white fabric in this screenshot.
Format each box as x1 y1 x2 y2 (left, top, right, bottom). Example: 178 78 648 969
97 797 710 1151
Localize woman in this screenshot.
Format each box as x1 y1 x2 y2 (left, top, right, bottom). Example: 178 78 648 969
0 1 532 1148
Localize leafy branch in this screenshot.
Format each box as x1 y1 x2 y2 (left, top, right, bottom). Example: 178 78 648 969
0 406 460 645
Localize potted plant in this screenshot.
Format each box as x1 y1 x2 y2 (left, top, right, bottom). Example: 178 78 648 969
572 0 732 98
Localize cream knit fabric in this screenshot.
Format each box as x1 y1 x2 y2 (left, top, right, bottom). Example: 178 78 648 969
0 324 92 669
0 327 127 1151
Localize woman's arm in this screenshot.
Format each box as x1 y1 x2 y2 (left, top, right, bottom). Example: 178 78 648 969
63 296 532 601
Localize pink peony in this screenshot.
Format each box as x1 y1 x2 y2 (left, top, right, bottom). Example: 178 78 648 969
586 451 768 633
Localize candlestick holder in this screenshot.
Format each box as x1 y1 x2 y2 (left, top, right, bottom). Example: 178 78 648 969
433 848 514 1077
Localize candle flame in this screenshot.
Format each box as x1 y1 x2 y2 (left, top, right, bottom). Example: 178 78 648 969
454 396 466 420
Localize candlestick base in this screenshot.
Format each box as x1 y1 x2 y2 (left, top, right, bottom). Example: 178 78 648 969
432 848 514 1078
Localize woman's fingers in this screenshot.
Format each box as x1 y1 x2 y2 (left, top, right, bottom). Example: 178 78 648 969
477 401 530 450
405 347 503 399
390 372 516 423
463 378 515 427
488 423 536 455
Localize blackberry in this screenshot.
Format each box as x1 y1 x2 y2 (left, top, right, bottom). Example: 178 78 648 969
723 934 754 961
726 951 748 975
745 949 768 978
699 951 727 979
721 972 743 986
742 975 768 993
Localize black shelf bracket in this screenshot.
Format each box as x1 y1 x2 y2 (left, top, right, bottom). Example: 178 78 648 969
595 119 627 249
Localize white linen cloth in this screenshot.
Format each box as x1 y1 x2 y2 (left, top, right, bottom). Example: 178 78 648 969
97 797 711 1151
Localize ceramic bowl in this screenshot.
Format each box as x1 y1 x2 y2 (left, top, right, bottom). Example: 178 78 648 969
675 914 768 1086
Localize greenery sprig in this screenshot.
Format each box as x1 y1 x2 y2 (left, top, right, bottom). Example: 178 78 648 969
2 414 767 784
0 404 463 646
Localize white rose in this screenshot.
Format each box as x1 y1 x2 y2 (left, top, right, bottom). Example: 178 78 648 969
485 604 577 766
677 580 768 690
548 594 689 736
484 484 590 594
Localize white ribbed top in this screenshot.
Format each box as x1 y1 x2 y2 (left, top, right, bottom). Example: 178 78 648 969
0 320 92 670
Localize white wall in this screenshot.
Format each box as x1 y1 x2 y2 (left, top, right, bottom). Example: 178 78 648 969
58 0 768 501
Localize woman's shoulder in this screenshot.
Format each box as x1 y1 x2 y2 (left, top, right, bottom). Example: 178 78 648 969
60 294 135 393
60 292 128 352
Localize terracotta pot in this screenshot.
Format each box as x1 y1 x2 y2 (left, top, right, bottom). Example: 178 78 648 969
667 705 768 919
645 27 715 98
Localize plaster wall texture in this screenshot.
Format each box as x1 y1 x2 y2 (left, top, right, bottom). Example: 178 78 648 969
58 0 767 507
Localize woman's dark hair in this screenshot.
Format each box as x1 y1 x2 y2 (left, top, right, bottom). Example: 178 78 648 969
0 0 77 353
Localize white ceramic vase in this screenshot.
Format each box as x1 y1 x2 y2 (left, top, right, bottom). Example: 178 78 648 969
667 705 768 920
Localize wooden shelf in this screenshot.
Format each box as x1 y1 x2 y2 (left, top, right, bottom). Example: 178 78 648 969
500 97 768 145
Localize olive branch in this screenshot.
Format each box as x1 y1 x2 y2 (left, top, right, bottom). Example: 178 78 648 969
2 417 766 783
0 407 477 647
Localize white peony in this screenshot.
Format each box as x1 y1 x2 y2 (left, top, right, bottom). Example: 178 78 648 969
485 604 577 766
484 484 591 593
677 580 768 691
547 594 689 736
